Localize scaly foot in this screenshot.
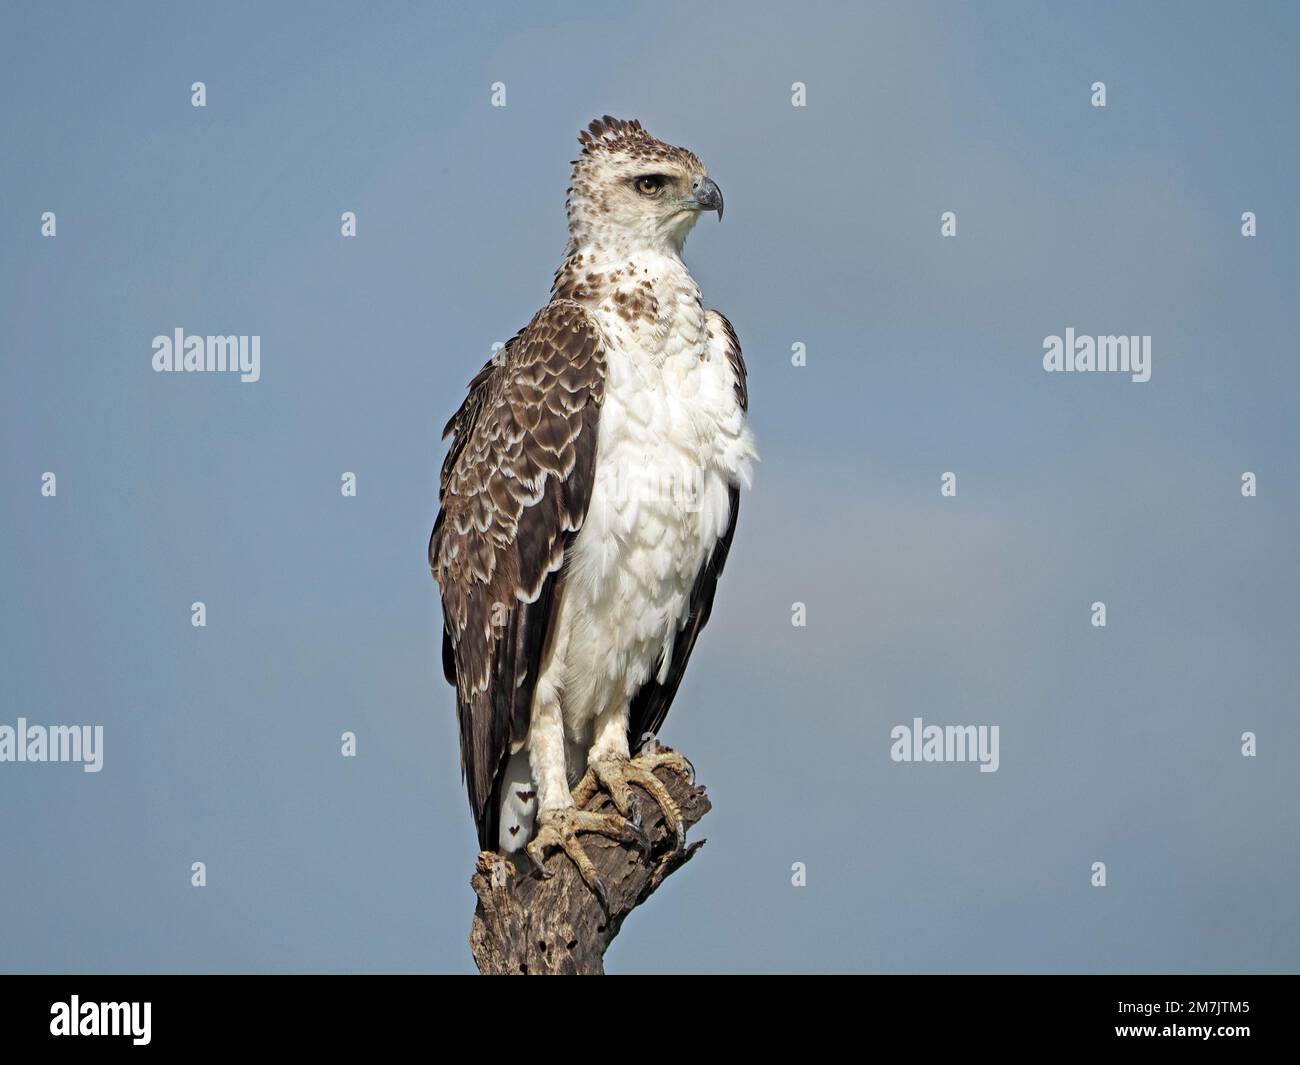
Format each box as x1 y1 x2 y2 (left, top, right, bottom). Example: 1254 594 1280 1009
526 806 650 910
574 746 694 851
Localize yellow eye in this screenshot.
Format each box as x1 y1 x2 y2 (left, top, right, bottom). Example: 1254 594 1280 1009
635 175 666 195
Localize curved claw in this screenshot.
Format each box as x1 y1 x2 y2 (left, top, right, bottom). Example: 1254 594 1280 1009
637 746 696 785
625 810 652 856
525 806 647 911
587 755 688 852
525 843 555 880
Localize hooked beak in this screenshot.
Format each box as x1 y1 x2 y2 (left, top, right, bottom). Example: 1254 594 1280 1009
690 175 724 221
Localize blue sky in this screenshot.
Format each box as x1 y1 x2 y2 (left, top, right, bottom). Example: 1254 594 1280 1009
1 0 1297 973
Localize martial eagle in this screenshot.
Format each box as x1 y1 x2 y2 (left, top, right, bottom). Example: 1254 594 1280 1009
429 117 757 903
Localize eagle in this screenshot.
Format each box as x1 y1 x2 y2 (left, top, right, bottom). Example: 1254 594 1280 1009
429 117 757 904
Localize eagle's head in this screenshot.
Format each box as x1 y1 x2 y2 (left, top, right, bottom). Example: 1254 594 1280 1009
567 116 723 255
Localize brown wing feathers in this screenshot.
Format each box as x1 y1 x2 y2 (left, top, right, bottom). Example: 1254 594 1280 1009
429 301 605 848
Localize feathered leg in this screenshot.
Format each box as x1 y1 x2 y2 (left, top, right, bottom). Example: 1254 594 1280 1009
526 678 649 908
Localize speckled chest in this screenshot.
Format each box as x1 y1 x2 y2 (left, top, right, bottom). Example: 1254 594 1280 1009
555 255 735 709
561 250 706 352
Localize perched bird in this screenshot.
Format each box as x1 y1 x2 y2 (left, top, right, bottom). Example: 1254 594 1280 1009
429 117 756 903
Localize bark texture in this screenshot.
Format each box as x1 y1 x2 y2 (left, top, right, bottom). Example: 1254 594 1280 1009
469 746 710 975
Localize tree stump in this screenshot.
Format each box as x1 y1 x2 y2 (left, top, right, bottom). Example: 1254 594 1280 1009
468 745 710 974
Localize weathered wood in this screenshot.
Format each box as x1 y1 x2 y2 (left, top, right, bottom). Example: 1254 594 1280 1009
468 746 710 975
